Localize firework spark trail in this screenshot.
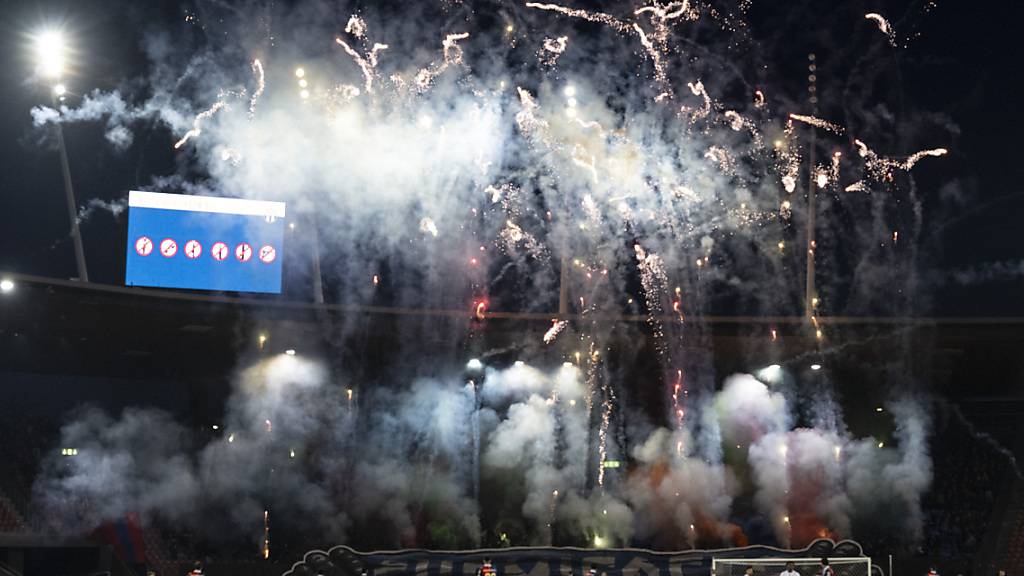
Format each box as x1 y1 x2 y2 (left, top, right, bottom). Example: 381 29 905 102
248 59 265 119
571 145 599 183
498 219 548 260
789 113 845 134
543 320 569 344
515 88 553 147
633 2 699 100
527 1 681 96
865 13 897 47
632 23 672 99
345 15 367 38
724 110 766 149
173 100 228 149
540 36 569 67
335 37 388 94
590 343 616 488
634 244 670 357
904 147 949 169
414 33 470 92
854 139 948 181
681 80 711 122
672 369 685 455
525 2 630 32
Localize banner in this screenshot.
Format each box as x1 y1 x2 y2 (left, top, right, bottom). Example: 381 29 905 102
284 539 878 576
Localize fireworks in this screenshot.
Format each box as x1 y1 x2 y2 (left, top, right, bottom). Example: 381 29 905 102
248 59 265 118
173 100 227 149
789 113 844 135
540 36 569 67
865 13 897 47
543 319 568 344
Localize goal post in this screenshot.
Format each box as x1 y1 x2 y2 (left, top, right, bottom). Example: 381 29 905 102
712 557 873 576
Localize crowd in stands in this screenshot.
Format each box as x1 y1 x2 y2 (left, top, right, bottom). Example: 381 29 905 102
922 411 1016 560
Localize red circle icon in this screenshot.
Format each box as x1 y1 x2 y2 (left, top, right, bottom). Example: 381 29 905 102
211 242 229 261
160 238 178 258
135 236 153 257
235 242 252 262
184 240 202 260
258 244 277 264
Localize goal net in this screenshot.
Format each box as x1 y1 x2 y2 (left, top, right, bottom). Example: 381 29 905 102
713 557 873 576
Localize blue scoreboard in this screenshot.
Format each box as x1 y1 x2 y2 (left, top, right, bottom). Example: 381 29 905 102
125 191 286 293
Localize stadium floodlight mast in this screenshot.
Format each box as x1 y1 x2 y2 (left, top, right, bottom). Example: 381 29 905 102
34 28 89 282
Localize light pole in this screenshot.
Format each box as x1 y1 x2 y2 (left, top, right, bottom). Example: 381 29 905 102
35 30 88 282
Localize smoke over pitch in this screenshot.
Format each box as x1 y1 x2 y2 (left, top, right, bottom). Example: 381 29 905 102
35 360 930 550
27 0 949 552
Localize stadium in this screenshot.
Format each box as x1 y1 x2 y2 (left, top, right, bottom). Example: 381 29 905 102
0 0 1021 575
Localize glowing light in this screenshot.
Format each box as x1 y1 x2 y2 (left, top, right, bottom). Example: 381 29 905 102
346 389 353 402
564 85 577 97
783 516 790 524
506 24 514 32
298 78 308 88
878 441 885 448
300 89 310 99
514 360 525 367
258 334 267 349
0 279 14 293
228 434 235 443
758 364 782 382
35 30 66 79
294 67 306 78
212 425 219 430
289 449 296 458
53 84 66 96
284 349 296 356
466 358 483 371
876 407 884 412
593 535 605 548
810 363 822 371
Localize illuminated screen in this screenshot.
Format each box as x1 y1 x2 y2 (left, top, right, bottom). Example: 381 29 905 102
125 191 286 293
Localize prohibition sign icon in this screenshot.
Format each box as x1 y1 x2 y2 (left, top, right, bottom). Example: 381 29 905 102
211 242 229 261
258 244 277 264
184 240 202 260
235 242 253 262
160 238 178 258
135 236 153 256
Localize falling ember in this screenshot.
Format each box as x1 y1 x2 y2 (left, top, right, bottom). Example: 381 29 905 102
893 230 899 244
372 274 379 286
771 328 778 342
543 319 569 344
346 388 353 402
262 510 270 559
265 419 272 433
475 300 487 319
